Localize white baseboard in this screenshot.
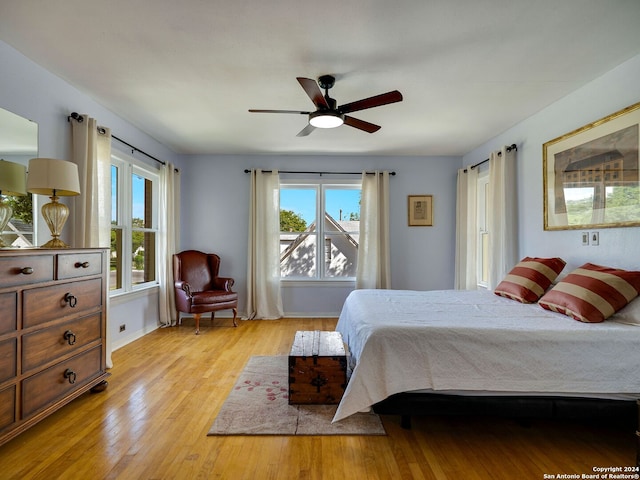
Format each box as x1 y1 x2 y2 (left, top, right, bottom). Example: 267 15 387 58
281 312 340 318
112 323 160 351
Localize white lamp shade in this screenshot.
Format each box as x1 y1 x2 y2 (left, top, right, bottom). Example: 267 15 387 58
27 158 81 196
0 159 27 196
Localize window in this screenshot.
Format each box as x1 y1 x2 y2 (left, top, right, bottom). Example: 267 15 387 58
110 153 159 294
280 180 361 280
477 170 490 288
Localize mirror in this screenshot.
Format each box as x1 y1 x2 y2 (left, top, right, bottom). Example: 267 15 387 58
0 107 37 247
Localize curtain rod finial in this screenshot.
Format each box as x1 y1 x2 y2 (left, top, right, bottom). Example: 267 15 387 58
67 112 84 123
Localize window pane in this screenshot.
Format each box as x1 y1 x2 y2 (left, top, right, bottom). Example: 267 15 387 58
325 188 360 224
132 173 153 229
111 165 118 224
481 232 489 284
132 231 156 285
280 188 315 231
280 232 316 278
110 227 123 290
324 233 357 277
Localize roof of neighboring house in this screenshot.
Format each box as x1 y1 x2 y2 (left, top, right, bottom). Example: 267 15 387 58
280 212 359 263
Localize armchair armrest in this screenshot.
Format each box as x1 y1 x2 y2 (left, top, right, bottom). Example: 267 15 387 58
213 276 235 292
175 280 193 297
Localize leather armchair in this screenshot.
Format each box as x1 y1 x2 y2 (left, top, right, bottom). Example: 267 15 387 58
173 250 238 334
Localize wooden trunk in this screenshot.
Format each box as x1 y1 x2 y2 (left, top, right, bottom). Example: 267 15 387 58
288 330 347 405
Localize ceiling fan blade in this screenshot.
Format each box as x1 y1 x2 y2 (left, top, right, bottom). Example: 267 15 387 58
339 90 403 114
297 77 330 109
248 109 310 114
296 124 316 137
344 116 381 133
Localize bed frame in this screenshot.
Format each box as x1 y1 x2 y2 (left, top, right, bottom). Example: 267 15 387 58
373 393 640 467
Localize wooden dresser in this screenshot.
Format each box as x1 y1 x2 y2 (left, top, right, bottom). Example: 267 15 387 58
0 248 109 446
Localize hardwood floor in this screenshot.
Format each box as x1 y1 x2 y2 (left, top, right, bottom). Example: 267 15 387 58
0 317 635 479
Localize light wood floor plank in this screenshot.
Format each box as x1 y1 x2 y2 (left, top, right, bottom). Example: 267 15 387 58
0 317 635 479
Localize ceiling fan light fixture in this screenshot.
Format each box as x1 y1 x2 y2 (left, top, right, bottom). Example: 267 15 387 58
309 111 344 129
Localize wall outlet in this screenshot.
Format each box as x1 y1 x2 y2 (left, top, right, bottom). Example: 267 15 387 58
581 232 589 246
591 232 599 246
119 324 126 332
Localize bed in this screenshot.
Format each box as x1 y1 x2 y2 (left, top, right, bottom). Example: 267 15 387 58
332 288 640 424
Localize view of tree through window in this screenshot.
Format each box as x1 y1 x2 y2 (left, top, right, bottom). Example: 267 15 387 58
280 182 361 279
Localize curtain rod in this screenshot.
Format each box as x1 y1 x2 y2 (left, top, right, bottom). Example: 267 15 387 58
463 143 517 173
244 169 396 176
68 112 167 167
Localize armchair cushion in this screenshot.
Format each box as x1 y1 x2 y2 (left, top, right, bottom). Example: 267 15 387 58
192 291 238 306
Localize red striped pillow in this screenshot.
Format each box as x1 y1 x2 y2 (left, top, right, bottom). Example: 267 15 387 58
494 257 566 303
538 263 640 323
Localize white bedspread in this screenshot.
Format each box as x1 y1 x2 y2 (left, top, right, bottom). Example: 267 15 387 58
333 289 640 422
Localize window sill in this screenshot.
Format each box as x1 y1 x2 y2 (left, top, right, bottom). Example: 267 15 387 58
281 279 355 288
109 284 159 305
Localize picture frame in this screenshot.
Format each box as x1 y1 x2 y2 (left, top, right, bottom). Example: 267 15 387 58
543 101 640 230
408 195 433 226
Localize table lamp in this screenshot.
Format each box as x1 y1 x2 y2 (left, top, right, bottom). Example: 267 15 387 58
27 158 80 248
0 159 27 247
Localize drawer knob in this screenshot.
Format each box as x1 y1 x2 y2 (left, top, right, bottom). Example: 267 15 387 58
64 368 77 384
21 267 34 275
75 261 90 269
63 330 77 345
64 293 78 308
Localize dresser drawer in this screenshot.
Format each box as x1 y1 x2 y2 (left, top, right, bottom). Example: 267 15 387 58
22 313 102 373
0 255 54 288
0 292 17 335
57 252 103 280
0 339 17 383
0 386 16 432
22 346 103 417
23 278 103 328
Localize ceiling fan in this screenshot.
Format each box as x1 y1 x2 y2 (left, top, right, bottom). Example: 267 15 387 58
249 75 403 137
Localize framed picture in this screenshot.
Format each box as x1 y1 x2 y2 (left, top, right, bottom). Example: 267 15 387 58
543 101 640 230
408 195 433 226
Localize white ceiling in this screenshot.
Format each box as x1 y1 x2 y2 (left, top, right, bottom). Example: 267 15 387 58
2 0 640 157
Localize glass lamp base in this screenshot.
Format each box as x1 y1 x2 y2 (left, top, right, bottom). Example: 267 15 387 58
40 237 70 249
41 196 71 249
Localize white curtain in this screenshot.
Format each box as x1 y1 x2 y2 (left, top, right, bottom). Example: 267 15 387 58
70 115 112 248
246 169 283 319
487 146 518 289
70 114 113 367
158 163 180 327
454 166 478 289
356 171 391 289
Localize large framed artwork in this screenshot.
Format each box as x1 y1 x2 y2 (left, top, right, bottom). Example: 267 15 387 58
543 101 640 230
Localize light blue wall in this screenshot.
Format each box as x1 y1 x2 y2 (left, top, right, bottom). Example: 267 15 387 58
0 40 185 347
5 33 640 328
463 53 640 275
180 154 460 316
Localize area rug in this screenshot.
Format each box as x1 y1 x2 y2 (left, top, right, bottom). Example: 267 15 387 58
207 356 385 436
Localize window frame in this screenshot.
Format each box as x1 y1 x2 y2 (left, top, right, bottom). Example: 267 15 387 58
477 169 490 289
279 178 361 284
109 151 160 297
